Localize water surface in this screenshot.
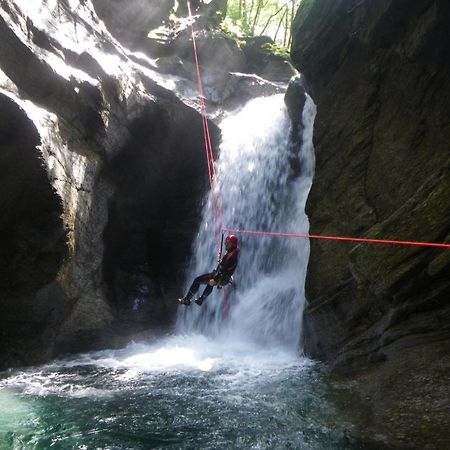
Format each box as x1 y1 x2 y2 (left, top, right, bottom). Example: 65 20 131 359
0 335 369 450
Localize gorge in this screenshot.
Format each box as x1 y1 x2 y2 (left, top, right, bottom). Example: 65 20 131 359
0 0 449 448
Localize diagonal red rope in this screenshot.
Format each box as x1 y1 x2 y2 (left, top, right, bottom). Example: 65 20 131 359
223 228 450 249
185 1 448 322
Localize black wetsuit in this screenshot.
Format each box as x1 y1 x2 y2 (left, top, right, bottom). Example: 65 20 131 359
184 247 240 302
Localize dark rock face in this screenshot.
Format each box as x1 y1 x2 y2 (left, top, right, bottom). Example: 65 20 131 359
92 0 175 49
0 0 220 368
240 36 298 83
284 75 307 177
0 95 67 295
102 98 220 329
291 0 450 446
0 95 69 368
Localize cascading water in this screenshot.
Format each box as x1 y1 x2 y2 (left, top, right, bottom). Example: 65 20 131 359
0 92 372 448
178 94 316 352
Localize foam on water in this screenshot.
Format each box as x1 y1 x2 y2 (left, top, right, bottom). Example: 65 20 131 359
0 333 366 450
0 335 309 398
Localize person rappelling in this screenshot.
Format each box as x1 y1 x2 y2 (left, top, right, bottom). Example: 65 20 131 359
179 234 240 306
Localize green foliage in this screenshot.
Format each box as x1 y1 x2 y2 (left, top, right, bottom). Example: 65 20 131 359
262 42 290 60
222 0 302 47
220 17 244 38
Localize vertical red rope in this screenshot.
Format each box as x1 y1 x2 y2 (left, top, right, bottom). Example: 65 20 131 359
204 114 225 231
223 287 228 321
187 1 224 250
187 1 229 320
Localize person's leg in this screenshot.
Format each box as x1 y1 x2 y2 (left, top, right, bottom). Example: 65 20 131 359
187 273 213 299
180 273 214 304
195 284 213 305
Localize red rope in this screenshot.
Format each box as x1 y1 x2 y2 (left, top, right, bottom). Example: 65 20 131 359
187 1 229 320
223 228 450 249
223 287 228 321
186 2 448 325
187 1 224 250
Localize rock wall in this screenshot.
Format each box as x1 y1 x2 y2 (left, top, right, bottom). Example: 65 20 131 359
291 0 450 447
0 0 220 368
92 0 174 49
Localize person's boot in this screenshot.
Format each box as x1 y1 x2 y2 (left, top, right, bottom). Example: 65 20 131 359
194 297 204 306
178 296 191 305
179 289 196 305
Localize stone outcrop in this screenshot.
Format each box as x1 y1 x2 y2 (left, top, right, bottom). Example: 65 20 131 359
100 1 295 107
291 0 450 447
92 0 175 49
0 0 219 368
240 36 298 82
0 94 69 368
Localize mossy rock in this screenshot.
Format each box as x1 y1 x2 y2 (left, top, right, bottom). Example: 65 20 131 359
240 36 297 82
155 55 188 77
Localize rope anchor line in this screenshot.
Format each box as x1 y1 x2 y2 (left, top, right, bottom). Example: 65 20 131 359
187 1 229 320
187 0 224 253
223 228 450 249
186 0 449 261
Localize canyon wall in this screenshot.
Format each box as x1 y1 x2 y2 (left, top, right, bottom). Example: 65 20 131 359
291 0 450 447
0 0 220 368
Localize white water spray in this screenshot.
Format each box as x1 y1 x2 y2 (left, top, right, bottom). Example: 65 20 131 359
177 94 316 352
0 90 356 450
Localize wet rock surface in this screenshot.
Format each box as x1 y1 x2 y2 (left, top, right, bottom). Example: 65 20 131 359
291 0 450 447
0 0 220 368
0 94 69 368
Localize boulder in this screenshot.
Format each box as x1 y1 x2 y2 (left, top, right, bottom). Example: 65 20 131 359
92 0 175 48
170 29 247 103
260 57 298 82
241 36 298 82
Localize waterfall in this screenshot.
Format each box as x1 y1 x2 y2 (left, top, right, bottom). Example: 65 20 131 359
177 94 316 352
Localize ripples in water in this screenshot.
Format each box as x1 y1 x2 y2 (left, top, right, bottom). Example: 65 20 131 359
0 334 375 450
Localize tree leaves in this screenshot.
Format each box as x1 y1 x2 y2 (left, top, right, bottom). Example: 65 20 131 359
225 0 301 47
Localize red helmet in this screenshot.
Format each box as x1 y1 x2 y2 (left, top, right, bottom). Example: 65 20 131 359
225 234 238 247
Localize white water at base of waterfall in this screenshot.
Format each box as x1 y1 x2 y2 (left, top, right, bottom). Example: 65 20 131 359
177 94 316 354
0 335 373 450
0 95 375 448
